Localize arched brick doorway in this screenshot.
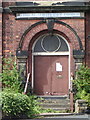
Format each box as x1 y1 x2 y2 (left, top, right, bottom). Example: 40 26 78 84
32 33 70 96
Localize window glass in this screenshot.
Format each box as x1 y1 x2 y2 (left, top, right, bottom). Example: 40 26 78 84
34 34 69 52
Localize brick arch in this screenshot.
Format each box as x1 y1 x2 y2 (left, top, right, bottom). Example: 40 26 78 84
18 20 46 50
22 23 47 50
55 20 83 50
18 20 83 51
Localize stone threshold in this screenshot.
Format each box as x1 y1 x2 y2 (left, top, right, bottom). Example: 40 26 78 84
37 95 69 99
38 113 75 117
37 113 86 118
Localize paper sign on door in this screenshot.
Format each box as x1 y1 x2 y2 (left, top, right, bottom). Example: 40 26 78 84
56 63 62 72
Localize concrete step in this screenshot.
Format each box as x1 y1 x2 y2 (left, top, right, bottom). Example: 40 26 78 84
39 104 70 108
39 99 70 104
38 96 70 103
37 95 70 100
41 107 70 111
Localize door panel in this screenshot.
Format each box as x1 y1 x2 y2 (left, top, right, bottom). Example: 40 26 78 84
51 56 69 95
34 56 51 95
34 56 69 95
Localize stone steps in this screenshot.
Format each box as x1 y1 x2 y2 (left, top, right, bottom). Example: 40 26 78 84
37 96 71 112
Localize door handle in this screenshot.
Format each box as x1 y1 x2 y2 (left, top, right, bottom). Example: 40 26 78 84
57 75 63 79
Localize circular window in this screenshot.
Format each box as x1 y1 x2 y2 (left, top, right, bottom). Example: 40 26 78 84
41 34 61 52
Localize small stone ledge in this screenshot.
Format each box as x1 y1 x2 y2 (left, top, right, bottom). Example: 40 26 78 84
38 113 74 117
75 100 88 113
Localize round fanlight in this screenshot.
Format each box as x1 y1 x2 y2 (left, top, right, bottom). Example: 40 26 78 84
41 34 61 52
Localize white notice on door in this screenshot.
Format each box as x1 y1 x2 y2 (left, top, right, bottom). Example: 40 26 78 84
56 63 62 72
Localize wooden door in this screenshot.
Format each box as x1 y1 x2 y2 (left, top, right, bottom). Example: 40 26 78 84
51 56 69 95
34 55 69 95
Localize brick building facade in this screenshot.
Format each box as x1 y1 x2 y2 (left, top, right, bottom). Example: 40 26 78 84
1 1 90 98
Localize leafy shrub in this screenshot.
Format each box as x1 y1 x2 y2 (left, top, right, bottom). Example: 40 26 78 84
1 91 31 119
74 65 90 106
1 57 22 92
1 57 42 119
1 90 42 119
28 95 42 118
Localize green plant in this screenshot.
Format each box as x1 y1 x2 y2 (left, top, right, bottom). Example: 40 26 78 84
0 57 43 119
1 57 22 92
1 91 31 119
1 91 42 119
73 65 90 105
28 95 42 118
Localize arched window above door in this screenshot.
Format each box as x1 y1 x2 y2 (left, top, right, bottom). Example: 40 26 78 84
33 34 69 52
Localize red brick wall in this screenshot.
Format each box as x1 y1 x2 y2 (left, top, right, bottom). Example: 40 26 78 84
3 14 85 54
0 1 2 104
3 12 85 73
85 12 90 67
0 1 2 73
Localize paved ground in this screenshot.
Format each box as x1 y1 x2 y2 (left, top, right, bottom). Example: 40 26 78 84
16 114 90 120
0 111 2 120
44 114 90 119
1 114 90 120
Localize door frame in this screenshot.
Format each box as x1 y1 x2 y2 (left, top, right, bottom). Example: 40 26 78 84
31 34 71 95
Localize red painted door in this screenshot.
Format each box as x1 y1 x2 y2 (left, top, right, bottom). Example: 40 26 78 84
34 56 69 95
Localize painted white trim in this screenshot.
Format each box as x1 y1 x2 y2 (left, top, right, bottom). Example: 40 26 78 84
69 49 71 90
32 34 71 94
32 52 69 56
32 55 34 91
